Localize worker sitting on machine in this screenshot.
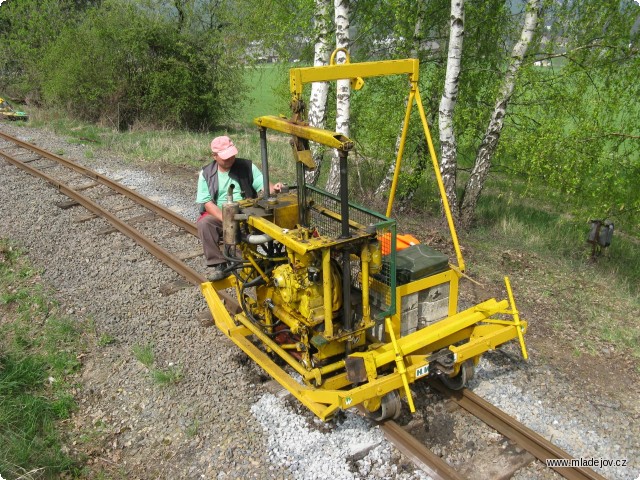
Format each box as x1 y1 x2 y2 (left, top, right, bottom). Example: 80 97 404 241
196 135 283 281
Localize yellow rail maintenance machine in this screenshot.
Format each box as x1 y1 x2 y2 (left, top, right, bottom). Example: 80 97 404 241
201 52 528 421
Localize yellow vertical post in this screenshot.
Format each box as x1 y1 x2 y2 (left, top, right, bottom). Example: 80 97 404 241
385 317 415 413
360 244 372 326
504 276 528 360
385 89 415 218
414 88 465 272
323 248 334 338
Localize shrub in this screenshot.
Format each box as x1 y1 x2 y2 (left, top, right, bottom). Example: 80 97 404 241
38 0 244 130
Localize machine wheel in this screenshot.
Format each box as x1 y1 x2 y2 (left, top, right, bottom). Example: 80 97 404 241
367 390 402 422
440 359 474 390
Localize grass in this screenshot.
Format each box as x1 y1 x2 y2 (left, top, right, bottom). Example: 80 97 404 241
185 419 200 438
0 239 89 479
23 64 292 174
23 65 299 188
132 343 183 387
239 64 292 124
473 183 640 295
151 366 183 386
131 343 155 368
27 105 298 186
97 332 116 347
462 184 640 366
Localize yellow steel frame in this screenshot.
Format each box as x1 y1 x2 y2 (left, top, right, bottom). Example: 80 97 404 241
245 213 371 256
202 278 527 420
254 116 354 151
286 51 464 272
199 51 529 421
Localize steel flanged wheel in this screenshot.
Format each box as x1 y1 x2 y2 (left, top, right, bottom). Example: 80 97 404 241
367 390 402 421
440 359 475 390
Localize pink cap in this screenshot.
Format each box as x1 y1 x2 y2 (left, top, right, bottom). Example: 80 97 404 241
210 136 238 160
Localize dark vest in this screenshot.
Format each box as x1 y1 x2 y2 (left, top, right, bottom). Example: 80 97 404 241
200 158 258 212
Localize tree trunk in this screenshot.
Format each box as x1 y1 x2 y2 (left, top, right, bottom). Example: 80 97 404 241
438 0 465 220
459 0 540 227
305 0 332 185
325 0 350 195
173 0 193 32
375 5 425 198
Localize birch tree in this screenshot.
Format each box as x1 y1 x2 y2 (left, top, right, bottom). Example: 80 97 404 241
438 0 464 219
458 0 541 227
501 0 640 226
324 0 350 195
305 0 332 185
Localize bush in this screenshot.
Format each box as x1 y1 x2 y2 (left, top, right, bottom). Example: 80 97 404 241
37 0 244 130
0 0 92 101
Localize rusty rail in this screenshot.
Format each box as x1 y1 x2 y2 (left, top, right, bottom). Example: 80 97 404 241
0 131 197 236
430 381 608 480
380 420 468 480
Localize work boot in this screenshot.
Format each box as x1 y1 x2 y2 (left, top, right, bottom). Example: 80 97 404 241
208 263 228 281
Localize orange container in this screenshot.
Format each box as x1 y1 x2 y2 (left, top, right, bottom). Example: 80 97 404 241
379 233 420 255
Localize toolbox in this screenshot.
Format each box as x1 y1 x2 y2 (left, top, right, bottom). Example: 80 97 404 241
394 244 449 285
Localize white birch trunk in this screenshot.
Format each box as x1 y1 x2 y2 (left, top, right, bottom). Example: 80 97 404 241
325 0 350 195
438 0 465 218
305 0 331 185
374 5 425 198
460 0 540 226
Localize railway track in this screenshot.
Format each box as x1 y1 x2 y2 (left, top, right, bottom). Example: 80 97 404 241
424 381 608 480
0 130 609 480
0 130 236 308
0 130 202 285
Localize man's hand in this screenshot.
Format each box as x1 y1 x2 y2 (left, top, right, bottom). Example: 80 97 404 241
204 201 223 221
270 182 284 194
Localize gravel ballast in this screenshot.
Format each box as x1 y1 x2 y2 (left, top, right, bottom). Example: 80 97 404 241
1 122 638 480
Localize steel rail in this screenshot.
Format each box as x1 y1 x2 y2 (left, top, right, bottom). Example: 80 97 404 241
0 133 239 307
0 131 197 236
0 147 205 286
430 381 608 480
381 420 468 480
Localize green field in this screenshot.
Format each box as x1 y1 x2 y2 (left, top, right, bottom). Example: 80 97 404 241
236 64 293 125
